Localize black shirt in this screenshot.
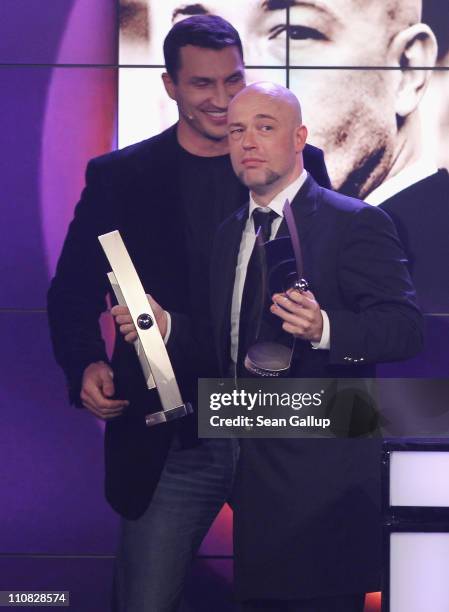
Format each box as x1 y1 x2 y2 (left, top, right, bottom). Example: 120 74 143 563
177 145 248 377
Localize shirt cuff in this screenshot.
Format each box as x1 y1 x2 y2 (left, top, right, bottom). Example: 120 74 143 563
163 311 171 344
311 310 330 350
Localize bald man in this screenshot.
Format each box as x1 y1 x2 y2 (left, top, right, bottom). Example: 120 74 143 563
209 82 423 611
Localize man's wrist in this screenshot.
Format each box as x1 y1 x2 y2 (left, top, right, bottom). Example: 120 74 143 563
311 310 330 350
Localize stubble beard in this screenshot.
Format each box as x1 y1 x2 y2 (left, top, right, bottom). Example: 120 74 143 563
238 169 281 194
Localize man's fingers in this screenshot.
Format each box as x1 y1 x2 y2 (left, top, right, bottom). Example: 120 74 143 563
112 311 137 342
271 294 315 320
273 291 316 310
81 387 128 412
111 306 136 338
85 366 115 397
110 305 130 317
270 291 323 341
119 323 136 335
80 362 129 418
82 379 128 410
80 391 121 418
81 401 125 420
80 391 95 412
271 303 311 327
86 393 128 411
288 288 315 302
96 406 126 419
282 322 302 336
115 314 133 326
100 369 115 398
91 393 128 410
119 323 137 343
115 294 167 337
272 309 311 336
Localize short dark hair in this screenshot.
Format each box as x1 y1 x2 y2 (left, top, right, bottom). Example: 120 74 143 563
163 15 244 82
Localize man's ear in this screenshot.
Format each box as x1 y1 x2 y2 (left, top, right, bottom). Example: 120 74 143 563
388 23 437 118
295 124 308 152
162 72 177 101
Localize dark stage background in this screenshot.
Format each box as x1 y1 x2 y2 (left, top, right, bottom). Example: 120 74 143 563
1 0 448 610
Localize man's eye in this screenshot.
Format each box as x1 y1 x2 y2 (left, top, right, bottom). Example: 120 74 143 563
229 128 244 139
193 80 210 88
227 75 243 84
261 125 274 132
268 24 326 41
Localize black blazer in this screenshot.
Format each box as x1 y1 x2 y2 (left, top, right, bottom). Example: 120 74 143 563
210 175 423 599
47 125 331 520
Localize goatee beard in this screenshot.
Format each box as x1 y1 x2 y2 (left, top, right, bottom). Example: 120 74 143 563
238 169 281 193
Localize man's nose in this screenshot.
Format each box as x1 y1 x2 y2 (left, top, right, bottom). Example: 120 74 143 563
211 82 230 108
242 129 257 149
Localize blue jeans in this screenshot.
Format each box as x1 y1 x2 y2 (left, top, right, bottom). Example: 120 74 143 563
113 436 239 612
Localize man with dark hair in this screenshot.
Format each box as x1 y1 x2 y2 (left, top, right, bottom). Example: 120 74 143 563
47 15 330 612
163 13 243 80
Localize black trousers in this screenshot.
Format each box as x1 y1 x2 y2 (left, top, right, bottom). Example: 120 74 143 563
241 593 366 612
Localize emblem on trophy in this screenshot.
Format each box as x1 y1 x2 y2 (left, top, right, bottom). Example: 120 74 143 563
98 230 193 427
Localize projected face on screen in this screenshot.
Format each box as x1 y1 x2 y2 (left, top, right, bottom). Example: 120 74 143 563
119 0 445 200
120 0 287 65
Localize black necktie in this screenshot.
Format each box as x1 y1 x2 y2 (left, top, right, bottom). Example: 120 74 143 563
237 208 279 370
252 208 278 243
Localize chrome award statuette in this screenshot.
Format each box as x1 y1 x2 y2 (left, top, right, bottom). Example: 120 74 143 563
244 199 309 377
98 230 193 427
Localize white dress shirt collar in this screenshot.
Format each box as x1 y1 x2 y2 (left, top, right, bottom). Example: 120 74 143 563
365 158 438 206
248 169 308 218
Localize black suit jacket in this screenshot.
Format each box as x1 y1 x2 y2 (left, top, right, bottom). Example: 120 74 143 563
210 175 423 599
47 124 331 520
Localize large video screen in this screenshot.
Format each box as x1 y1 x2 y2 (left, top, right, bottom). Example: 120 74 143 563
118 0 449 187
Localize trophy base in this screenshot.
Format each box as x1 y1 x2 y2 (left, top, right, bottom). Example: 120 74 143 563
244 342 293 377
145 403 193 427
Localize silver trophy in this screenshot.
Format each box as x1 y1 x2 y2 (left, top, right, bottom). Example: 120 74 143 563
244 199 309 377
98 230 193 427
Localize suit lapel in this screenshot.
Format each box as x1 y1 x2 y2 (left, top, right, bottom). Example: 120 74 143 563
275 174 319 241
